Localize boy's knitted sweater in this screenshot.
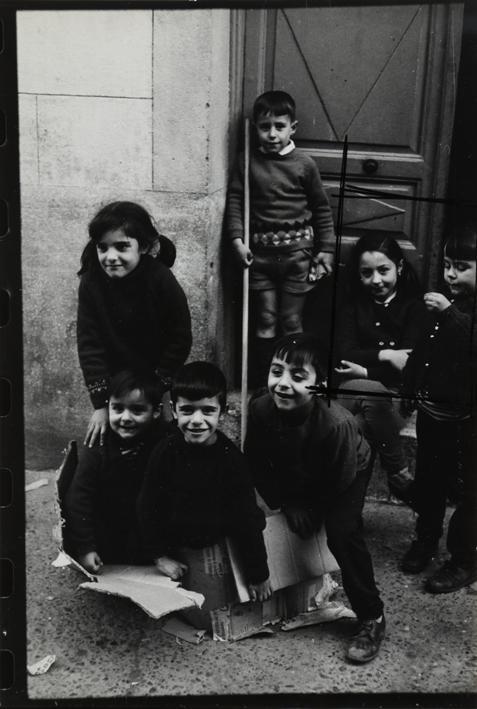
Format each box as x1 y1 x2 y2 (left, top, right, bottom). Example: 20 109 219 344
226 148 335 254
245 394 371 527
77 256 192 408
402 293 477 416
336 291 427 387
137 430 269 584
64 425 165 562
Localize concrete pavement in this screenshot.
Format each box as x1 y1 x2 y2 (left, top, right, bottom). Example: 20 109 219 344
25 467 477 700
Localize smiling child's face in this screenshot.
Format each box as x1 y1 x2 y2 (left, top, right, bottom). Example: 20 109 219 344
268 356 317 413
96 228 145 278
173 395 221 447
109 388 158 441
358 250 401 302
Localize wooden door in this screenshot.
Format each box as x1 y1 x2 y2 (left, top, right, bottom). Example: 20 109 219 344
242 3 464 285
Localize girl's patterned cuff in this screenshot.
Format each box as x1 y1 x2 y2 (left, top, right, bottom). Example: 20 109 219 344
87 378 109 409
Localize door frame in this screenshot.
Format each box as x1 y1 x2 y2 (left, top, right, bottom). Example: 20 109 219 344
230 3 464 289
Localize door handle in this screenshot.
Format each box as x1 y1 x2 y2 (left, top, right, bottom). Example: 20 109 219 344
362 159 379 174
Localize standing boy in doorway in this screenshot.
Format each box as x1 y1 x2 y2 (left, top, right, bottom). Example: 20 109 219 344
226 91 336 384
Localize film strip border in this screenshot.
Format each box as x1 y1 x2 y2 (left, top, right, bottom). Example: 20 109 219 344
0 9 26 703
0 3 474 707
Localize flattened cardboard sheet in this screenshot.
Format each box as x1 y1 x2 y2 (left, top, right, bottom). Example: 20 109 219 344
78 565 204 620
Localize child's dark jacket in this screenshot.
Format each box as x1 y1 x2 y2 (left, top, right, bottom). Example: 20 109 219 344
64 425 165 563
402 293 477 415
244 394 371 526
226 148 335 254
137 430 269 584
77 255 192 408
336 292 427 387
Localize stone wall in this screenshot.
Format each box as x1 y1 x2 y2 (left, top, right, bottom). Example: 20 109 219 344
17 9 232 467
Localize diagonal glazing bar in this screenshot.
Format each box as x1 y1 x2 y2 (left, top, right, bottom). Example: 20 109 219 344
344 5 423 136
282 8 339 142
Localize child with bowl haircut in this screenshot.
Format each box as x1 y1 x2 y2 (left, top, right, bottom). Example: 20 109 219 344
245 334 385 663
226 91 336 383
65 370 166 573
400 222 477 590
137 362 271 602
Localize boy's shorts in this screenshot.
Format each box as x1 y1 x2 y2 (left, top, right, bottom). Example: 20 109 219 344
250 247 315 294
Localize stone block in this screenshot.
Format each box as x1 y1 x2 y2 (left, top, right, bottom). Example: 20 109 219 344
17 10 152 98
206 10 230 194
18 94 38 186
37 95 152 189
152 9 230 193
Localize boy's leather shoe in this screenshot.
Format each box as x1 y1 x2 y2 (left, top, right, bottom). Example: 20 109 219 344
425 560 477 594
388 480 418 510
400 539 437 574
346 616 385 664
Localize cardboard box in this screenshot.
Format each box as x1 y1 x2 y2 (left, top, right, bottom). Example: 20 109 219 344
54 442 347 640
174 542 237 631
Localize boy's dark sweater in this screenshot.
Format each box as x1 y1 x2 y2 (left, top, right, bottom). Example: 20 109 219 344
336 292 426 387
137 430 269 584
403 293 477 415
245 394 371 525
77 255 192 408
64 425 166 562
226 148 335 253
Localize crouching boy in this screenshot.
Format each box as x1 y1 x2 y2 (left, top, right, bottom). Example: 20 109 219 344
137 362 271 605
64 370 165 572
245 334 385 663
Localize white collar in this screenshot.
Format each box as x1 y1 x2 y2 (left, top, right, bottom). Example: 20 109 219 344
259 140 296 156
374 290 398 307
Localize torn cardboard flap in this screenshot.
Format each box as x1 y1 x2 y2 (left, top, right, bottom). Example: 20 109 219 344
281 603 356 630
161 616 207 644
227 512 339 602
211 592 285 642
79 565 204 619
80 576 203 620
281 573 355 630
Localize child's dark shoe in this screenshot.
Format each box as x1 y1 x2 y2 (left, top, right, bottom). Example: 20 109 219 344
425 560 477 594
346 615 385 664
400 539 437 574
388 480 417 510
387 468 418 510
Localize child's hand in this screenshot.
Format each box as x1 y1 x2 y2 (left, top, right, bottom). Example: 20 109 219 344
79 551 103 573
379 349 412 371
334 360 368 379
84 407 109 447
311 251 334 280
423 292 452 313
283 506 315 539
232 238 253 267
154 556 188 580
248 578 272 602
